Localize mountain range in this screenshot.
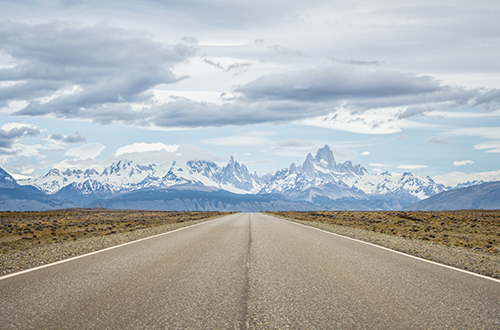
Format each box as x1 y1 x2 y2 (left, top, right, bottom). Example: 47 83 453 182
0 145 497 211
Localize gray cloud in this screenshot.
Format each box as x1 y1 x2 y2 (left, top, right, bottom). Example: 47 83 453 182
236 64 500 113
204 59 224 70
204 58 253 75
0 125 41 149
47 131 86 144
236 65 443 103
0 20 196 116
398 106 433 119
3 24 500 133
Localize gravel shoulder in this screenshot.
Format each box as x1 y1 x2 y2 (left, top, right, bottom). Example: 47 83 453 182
269 212 500 280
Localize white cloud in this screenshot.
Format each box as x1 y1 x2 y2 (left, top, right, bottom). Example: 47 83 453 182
115 142 179 156
433 170 500 187
0 123 41 149
473 140 500 153
1 123 37 132
361 151 370 156
300 107 404 135
452 160 475 167
64 143 105 160
397 164 429 170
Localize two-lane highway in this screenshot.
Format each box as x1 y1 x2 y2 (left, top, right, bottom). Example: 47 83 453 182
1 213 499 329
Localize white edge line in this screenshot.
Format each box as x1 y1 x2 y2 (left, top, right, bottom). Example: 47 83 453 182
0 215 230 281
273 215 500 284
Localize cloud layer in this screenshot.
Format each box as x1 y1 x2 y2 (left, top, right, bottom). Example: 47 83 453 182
0 20 195 119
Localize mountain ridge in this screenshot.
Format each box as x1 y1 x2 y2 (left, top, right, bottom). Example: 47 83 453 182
2 144 495 211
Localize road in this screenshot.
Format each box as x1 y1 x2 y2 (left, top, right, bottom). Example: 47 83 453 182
1 213 499 329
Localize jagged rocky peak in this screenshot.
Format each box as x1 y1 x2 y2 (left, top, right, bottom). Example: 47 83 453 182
315 144 336 165
302 153 316 178
223 156 250 180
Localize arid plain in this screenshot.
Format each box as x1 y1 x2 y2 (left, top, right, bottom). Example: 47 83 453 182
1 209 499 278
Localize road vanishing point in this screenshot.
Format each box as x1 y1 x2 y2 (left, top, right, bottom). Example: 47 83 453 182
1 213 499 329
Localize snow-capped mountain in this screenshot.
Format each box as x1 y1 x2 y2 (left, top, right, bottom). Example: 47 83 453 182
14 144 453 210
0 167 19 189
260 145 446 204
21 157 263 197
411 181 500 210
0 167 75 211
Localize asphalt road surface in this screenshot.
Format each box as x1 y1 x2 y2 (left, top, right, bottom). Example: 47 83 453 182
1 213 499 329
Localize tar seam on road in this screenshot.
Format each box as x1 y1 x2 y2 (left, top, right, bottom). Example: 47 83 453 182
242 213 252 330
0 215 230 281
274 215 500 284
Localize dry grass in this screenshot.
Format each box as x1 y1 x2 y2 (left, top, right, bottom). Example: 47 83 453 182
267 210 500 254
0 209 232 256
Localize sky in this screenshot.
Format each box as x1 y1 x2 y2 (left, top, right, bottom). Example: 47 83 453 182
1 0 500 186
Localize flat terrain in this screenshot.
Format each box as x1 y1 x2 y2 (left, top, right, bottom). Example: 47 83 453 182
268 210 500 278
0 210 231 275
1 213 499 329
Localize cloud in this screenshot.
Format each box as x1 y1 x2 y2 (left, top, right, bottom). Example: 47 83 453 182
0 20 196 117
55 143 227 171
204 59 224 70
427 136 451 144
237 65 443 103
115 142 179 156
446 127 500 153
361 151 370 156
3 21 500 134
397 164 429 170
453 160 475 167
397 106 433 119
0 123 40 149
203 58 253 75
47 131 86 144
226 62 253 75
64 143 105 160
433 170 500 187
473 140 500 153
300 107 404 135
